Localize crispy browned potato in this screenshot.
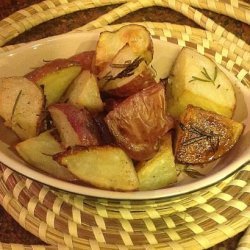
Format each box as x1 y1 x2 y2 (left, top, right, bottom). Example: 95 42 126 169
175 105 243 164
55 146 139 191
95 24 153 74
105 84 174 161
48 103 101 148
0 77 44 140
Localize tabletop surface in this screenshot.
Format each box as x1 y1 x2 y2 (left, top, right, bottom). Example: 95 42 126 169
0 1 249 249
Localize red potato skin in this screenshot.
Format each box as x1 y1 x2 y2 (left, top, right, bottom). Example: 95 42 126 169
50 103 101 147
95 25 153 74
105 84 174 161
104 98 126 113
69 51 95 71
94 114 115 145
25 59 80 83
104 69 157 97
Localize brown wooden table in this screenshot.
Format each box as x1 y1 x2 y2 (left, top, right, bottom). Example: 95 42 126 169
0 1 249 249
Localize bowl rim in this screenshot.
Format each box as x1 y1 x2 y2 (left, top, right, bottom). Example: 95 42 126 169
0 31 249 200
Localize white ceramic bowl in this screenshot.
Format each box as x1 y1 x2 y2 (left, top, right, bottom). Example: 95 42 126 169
0 31 249 200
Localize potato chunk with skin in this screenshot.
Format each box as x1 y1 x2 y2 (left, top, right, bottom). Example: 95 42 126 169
26 58 81 106
0 77 44 140
15 130 76 181
95 24 153 74
175 105 243 164
55 146 139 191
167 48 236 118
137 133 177 191
69 50 95 71
105 84 174 161
49 103 101 148
101 60 157 97
98 44 139 81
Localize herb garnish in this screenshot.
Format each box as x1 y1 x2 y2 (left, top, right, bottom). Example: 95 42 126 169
41 152 54 157
184 165 205 178
189 66 218 85
11 90 22 122
176 164 205 178
180 123 219 152
103 57 144 82
110 60 132 68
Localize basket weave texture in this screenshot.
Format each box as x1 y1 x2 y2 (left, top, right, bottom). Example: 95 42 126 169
0 0 249 249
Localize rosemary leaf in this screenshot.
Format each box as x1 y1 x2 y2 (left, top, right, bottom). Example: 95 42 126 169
16 122 23 129
202 67 213 81
214 66 218 81
189 66 218 86
11 90 22 121
41 152 54 157
105 57 143 83
115 57 143 79
179 123 187 131
185 167 205 178
182 135 207 146
180 123 220 151
189 76 211 83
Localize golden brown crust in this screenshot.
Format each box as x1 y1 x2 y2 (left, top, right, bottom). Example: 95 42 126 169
175 105 244 164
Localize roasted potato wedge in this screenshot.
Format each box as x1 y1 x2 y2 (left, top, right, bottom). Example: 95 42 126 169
26 58 81 105
137 133 177 190
48 103 101 148
64 70 103 113
0 77 44 140
55 146 139 191
105 84 174 161
95 24 153 74
175 105 243 164
98 44 140 81
15 130 76 181
167 48 236 118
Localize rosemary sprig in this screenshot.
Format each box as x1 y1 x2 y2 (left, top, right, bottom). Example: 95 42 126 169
41 152 54 157
103 57 144 82
184 165 205 178
179 123 219 151
176 164 204 178
189 66 218 85
182 135 207 146
16 123 23 129
11 90 22 122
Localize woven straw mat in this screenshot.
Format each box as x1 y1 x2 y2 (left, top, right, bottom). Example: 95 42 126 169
0 0 249 249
